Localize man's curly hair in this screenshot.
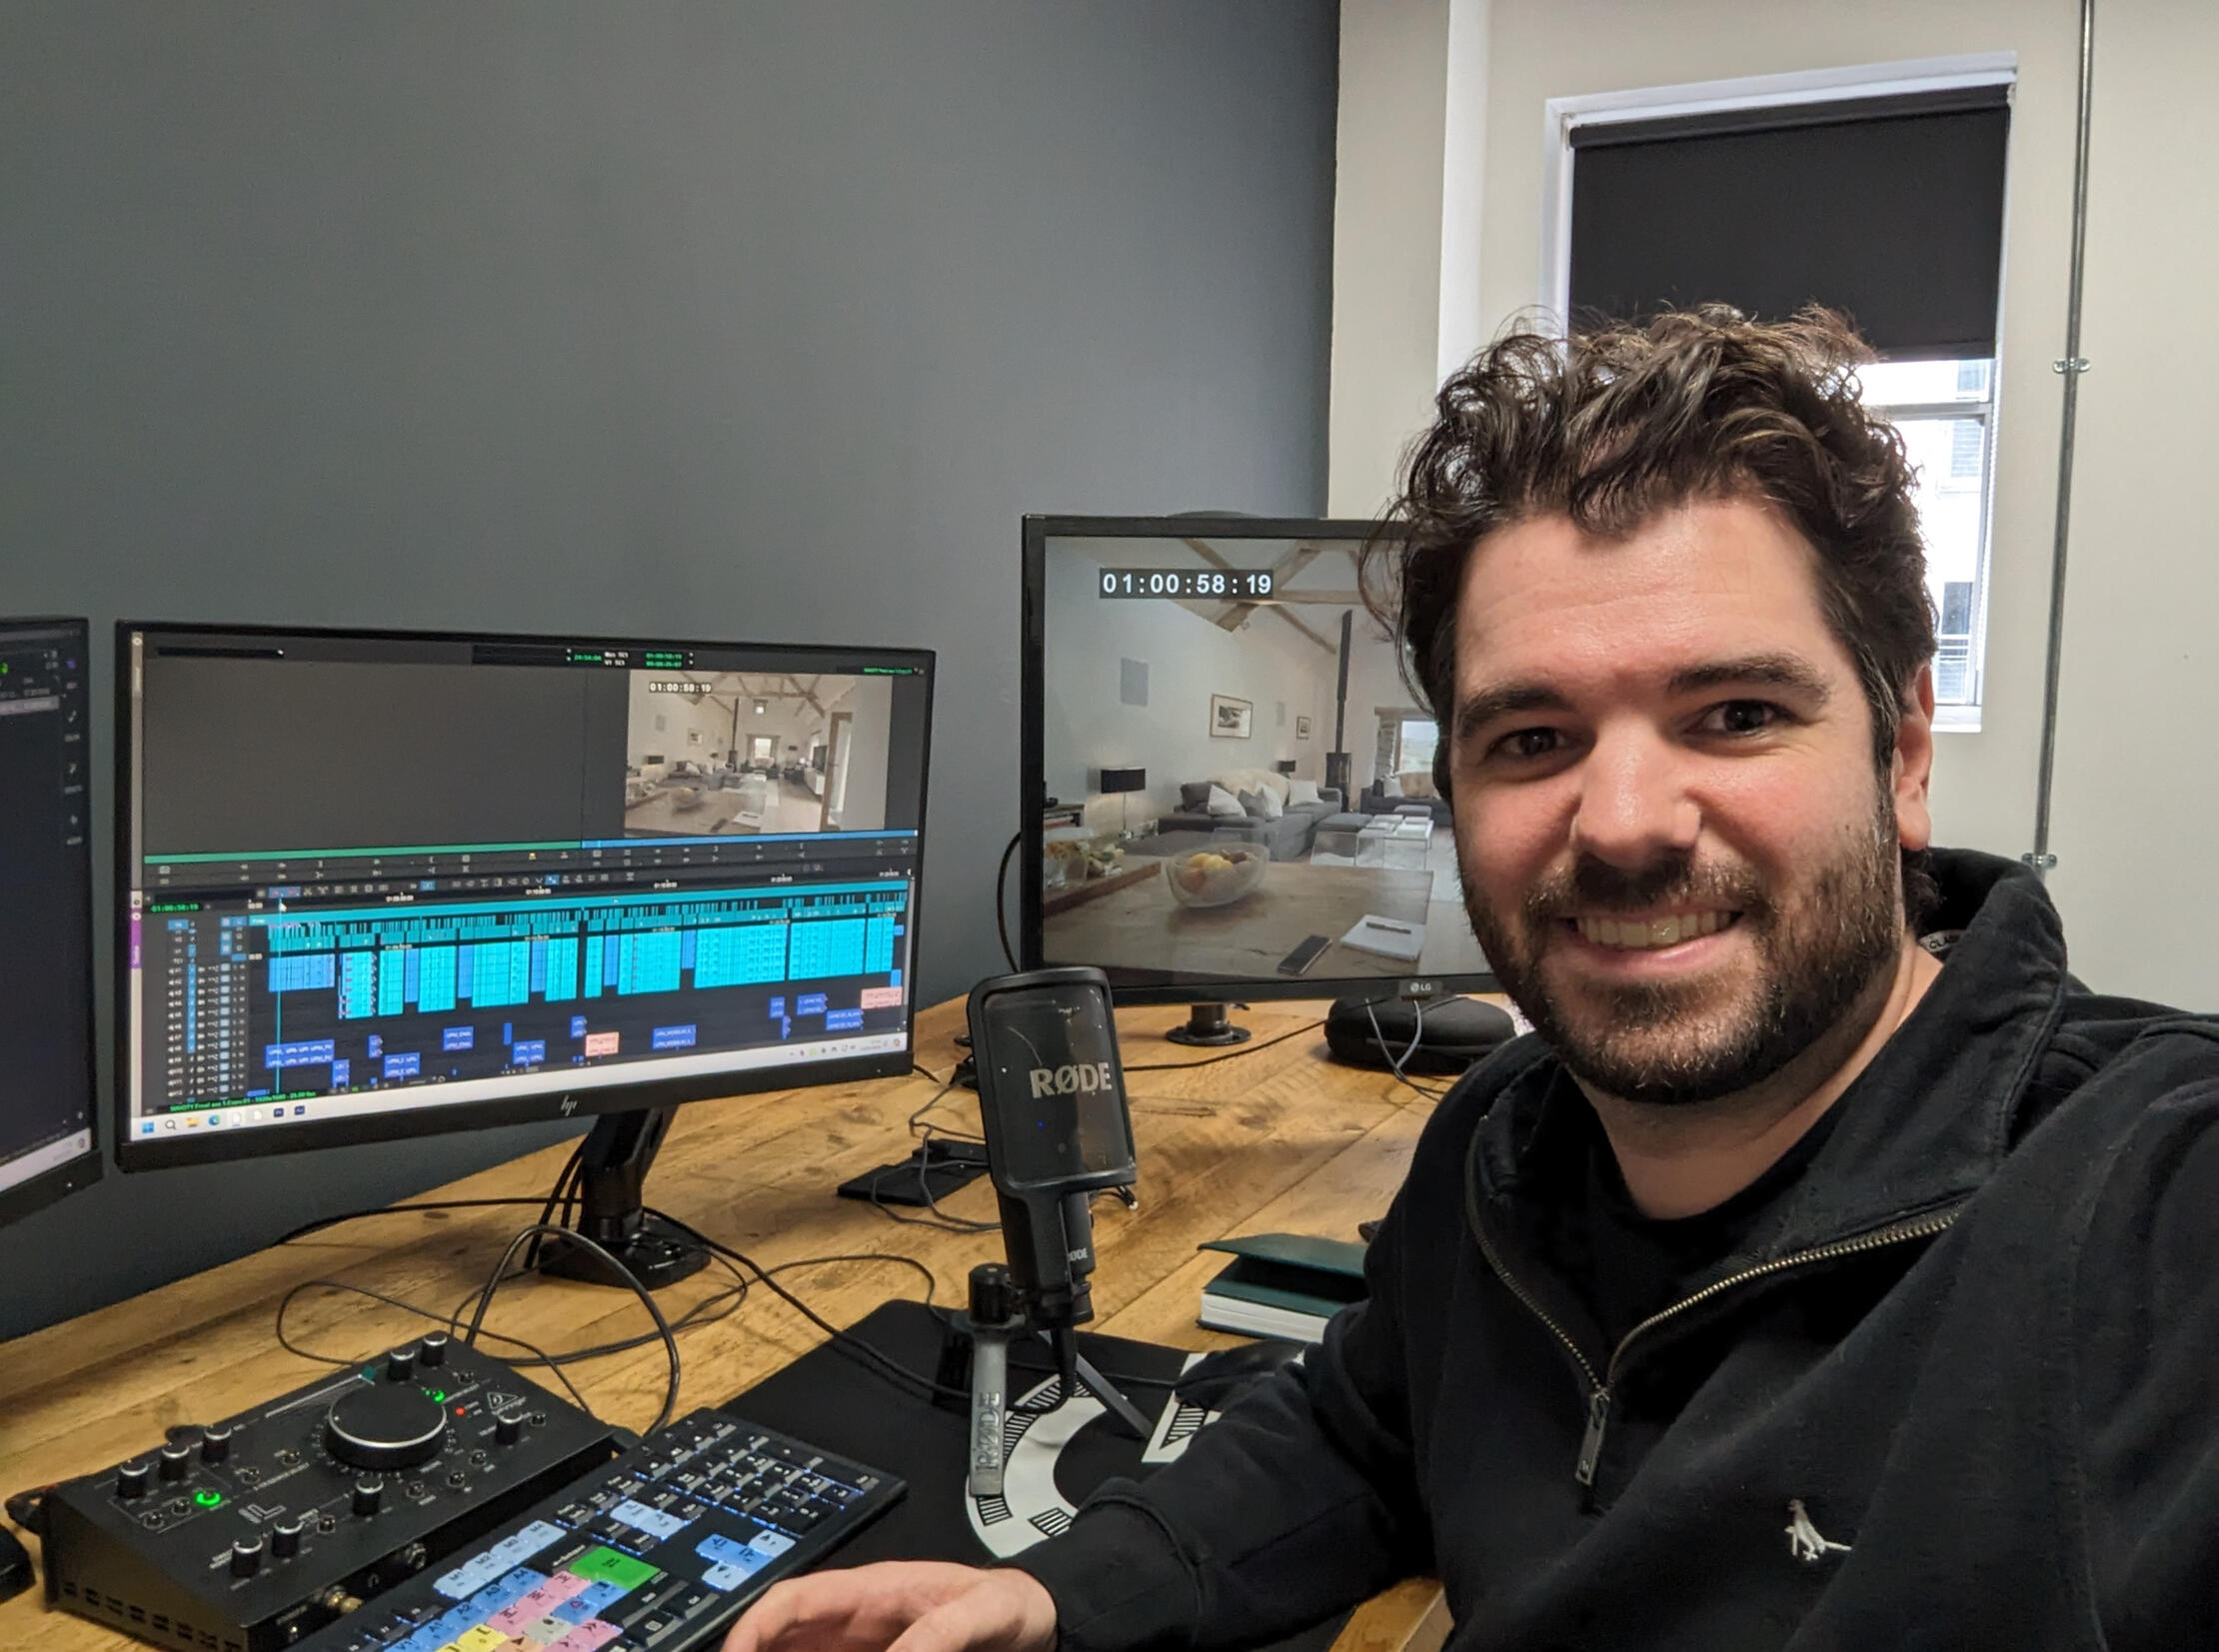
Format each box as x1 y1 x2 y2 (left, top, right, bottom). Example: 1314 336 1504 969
1362 305 1938 916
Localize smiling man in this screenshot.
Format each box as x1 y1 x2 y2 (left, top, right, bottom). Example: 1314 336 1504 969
727 310 2219 1652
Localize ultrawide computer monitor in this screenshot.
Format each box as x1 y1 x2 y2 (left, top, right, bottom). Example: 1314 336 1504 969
1022 516 1496 1041
0 617 101 1227
117 625 933 1281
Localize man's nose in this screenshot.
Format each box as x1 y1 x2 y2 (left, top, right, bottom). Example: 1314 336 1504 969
1569 727 1699 870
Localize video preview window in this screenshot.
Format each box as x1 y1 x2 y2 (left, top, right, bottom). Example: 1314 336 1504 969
625 672 896 837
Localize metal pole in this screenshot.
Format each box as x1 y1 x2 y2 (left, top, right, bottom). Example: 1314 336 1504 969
2026 0 2097 877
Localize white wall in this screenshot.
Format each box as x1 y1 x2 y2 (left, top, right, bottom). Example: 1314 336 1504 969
1331 1 2219 1005
1328 0 1452 520
2039 0 2219 1005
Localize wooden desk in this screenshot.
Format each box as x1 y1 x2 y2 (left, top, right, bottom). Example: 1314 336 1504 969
0 997 1452 1652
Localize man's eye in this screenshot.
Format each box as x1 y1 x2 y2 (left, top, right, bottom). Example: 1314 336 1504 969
1490 728 1563 760
1703 701 1781 736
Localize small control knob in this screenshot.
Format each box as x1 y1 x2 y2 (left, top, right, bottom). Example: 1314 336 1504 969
200 1425 235 1464
230 1538 265 1578
351 1477 383 1517
385 1345 418 1382
418 1333 449 1369
157 1444 192 1482
325 1384 449 1471
116 1460 153 1499
271 1517 305 1559
494 1410 525 1446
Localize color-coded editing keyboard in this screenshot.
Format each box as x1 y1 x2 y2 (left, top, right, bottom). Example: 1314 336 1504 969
290 1409 904 1652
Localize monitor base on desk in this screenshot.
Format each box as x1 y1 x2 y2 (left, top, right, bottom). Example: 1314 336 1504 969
531 1105 712 1291
1164 1001 1250 1047
535 1214 712 1291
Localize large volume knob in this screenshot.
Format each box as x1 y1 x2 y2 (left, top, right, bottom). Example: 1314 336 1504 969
325 1384 449 1471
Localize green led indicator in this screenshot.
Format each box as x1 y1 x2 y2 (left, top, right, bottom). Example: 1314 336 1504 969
424 1387 447 1403
193 1489 223 1508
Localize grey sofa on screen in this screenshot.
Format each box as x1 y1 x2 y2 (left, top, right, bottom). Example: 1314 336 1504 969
1156 783 1344 860
1359 784 1450 826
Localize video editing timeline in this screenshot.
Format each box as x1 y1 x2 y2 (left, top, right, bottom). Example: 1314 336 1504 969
0 620 97 1207
121 627 935 1147
133 864 915 1128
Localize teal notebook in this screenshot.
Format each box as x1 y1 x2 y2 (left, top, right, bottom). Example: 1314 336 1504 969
1196 1232 1368 1341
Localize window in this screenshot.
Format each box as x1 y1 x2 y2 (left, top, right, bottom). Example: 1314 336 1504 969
1856 359 1995 717
1396 717 1440 777
1547 58 2014 730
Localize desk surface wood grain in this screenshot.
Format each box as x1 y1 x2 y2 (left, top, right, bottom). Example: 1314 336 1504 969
0 996 1461 1652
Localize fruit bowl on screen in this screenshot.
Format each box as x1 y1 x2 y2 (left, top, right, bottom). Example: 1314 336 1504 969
1164 842 1268 908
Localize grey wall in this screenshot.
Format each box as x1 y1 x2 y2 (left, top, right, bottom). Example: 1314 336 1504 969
0 1 1338 1337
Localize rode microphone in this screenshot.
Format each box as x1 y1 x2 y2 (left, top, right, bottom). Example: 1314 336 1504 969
960 967 1146 1494
966 966 1138 1332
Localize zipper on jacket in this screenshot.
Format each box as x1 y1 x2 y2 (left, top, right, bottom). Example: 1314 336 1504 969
1475 1198 1961 1488
1576 1389 1610 1485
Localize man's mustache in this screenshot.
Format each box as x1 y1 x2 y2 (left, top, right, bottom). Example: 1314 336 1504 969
1520 850 1769 924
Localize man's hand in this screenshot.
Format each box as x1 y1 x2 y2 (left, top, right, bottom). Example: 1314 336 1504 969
722 1561 1058 1652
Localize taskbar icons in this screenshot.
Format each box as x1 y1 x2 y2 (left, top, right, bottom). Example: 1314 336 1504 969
138 1102 313 1137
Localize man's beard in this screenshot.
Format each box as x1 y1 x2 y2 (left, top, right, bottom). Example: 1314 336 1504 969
1464 797 1906 1108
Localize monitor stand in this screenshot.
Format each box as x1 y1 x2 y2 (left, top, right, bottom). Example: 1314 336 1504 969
534 1105 712 1292
1164 1001 1250 1047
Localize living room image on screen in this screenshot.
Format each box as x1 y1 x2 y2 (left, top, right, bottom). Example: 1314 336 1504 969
625 671 895 837
1039 533 1486 984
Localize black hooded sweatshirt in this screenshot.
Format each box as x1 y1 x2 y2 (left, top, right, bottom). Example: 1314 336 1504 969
1014 850 2219 1649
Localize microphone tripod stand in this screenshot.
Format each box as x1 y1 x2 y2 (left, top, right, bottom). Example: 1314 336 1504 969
939 1262 1152 1498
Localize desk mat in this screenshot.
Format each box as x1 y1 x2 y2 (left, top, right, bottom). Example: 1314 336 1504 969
722 1298 1344 1652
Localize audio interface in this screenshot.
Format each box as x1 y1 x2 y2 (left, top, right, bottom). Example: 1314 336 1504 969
37 1333 618 1652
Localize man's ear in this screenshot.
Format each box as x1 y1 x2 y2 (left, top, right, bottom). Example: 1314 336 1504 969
1893 665 1936 851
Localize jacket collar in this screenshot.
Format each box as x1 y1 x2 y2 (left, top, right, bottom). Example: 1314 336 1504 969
1470 848 2072 1262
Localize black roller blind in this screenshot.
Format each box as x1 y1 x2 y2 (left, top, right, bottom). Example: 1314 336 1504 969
1567 86 2010 359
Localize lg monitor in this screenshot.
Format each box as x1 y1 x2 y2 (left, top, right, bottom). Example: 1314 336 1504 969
117 624 933 1284
1021 516 1496 1043
0 617 100 1227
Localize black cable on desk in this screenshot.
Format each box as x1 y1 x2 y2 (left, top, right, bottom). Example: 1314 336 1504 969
995 831 1022 969
461 1224 684 1434
646 1210 974 1405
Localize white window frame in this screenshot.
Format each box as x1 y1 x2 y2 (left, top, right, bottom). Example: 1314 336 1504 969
1534 53 2017 734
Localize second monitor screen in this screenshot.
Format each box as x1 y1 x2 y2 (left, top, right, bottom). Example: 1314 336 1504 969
1037 531 1485 987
